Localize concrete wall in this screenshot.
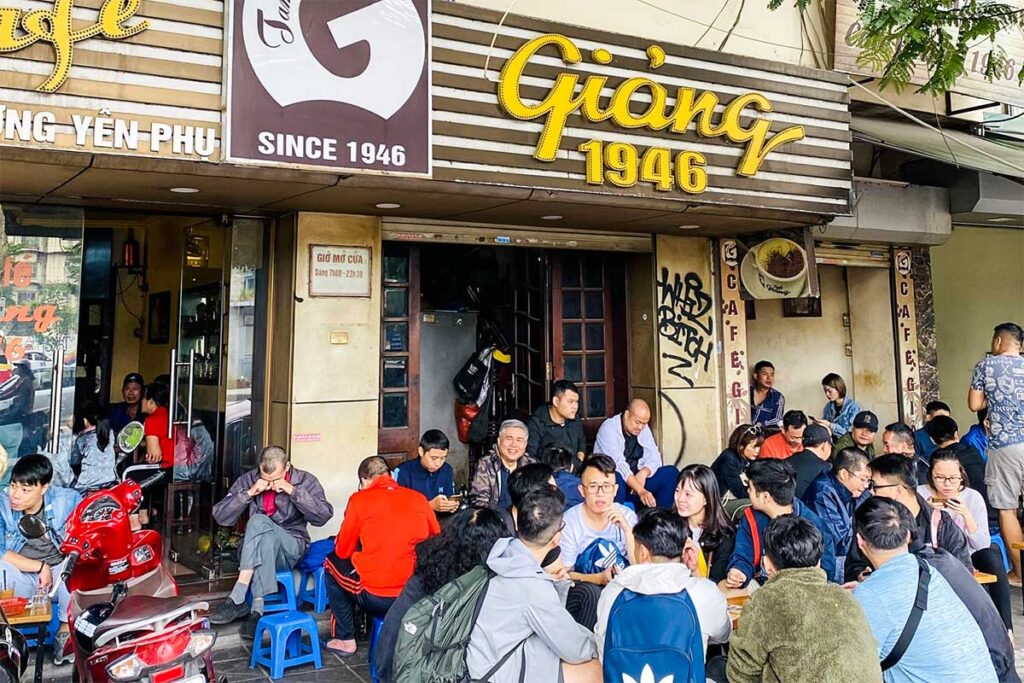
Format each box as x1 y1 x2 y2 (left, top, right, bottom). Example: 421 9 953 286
932 226 1024 427
847 267 899 431
278 213 383 538
460 0 831 68
654 236 722 466
747 266 854 421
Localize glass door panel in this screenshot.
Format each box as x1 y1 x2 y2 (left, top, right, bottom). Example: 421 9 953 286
170 222 225 579
0 205 83 485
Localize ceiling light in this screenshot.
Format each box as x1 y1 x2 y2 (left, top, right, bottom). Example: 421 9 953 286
677 224 701 230
375 202 401 209
988 217 1017 223
540 215 563 220
169 187 199 194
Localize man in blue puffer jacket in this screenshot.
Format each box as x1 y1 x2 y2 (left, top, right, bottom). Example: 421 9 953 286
804 447 872 582
721 459 836 590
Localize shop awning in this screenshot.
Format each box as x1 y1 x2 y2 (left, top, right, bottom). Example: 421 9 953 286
851 116 1024 181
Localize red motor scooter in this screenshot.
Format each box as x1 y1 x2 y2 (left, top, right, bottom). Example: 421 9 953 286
22 466 222 683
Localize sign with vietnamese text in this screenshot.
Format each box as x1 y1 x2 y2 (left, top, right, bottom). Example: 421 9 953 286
0 0 149 93
720 240 751 434
497 35 806 196
226 0 431 175
835 0 1024 107
309 246 371 297
893 249 924 427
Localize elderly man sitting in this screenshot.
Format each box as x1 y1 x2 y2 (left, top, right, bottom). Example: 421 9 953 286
470 419 535 509
594 399 678 509
210 445 333 638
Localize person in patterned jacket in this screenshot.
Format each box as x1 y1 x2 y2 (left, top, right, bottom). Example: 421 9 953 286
470 419 535 509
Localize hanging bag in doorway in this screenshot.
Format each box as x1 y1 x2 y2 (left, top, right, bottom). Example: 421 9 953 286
453 348 493 405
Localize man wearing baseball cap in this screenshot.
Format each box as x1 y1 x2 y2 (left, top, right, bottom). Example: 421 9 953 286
109 372 144 433
834 411 878 459
787 423 834 500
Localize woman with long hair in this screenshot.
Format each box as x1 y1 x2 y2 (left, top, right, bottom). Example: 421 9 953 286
918 447 1012 632
376 508 512 682
675 464 735 583
711 424 763 500
70 401 116 490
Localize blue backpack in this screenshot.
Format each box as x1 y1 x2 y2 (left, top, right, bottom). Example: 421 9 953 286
603 589 705 683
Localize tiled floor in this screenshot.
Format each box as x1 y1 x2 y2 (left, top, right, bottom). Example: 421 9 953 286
23 589 1024 681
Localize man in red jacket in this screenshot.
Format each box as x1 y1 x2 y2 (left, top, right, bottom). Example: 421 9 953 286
325 455 440 656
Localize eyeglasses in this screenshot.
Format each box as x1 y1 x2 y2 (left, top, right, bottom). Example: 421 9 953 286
743 424 763 437
934 475 963 485
583 483 616 494
868 482 901 492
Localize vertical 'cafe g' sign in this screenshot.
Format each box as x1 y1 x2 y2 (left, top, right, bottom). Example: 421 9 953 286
497 35 806 195
226 0 431 175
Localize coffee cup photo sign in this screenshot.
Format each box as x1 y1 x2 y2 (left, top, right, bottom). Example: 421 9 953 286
309 246 372 297
733 231 820 300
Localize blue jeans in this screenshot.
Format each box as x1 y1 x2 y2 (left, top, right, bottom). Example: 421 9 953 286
615 466 680 509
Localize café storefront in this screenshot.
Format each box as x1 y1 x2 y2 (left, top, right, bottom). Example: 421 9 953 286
0 0 854 554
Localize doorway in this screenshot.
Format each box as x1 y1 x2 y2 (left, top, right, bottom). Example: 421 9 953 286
0 204 273 586
377 242 630 482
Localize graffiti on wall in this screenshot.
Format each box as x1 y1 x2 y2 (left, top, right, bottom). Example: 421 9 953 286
657 267 714 387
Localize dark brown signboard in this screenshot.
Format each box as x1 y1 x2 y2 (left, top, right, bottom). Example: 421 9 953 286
226 0 431 175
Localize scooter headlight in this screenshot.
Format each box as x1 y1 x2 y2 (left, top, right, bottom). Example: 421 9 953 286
185 629 216 658
106 653 146 681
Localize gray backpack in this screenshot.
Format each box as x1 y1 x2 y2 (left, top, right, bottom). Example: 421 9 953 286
391 566 527 682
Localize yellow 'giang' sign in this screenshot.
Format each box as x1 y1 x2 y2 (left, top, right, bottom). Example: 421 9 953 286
0 0 149 93
498 35 807 195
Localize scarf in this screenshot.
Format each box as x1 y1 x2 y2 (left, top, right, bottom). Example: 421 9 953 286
261 468 292 517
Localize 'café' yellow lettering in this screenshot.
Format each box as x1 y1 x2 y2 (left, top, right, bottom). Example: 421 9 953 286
0 0 148 93
497 34 806 179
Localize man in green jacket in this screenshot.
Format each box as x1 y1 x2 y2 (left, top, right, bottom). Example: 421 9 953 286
727 515 881 683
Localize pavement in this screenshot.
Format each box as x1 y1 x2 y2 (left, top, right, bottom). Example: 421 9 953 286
21 587 1024 681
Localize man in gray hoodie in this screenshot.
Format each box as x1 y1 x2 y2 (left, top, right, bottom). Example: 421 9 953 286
467 488 601 683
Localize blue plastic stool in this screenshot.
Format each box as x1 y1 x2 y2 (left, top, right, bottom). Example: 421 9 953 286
297 566 328 613
992 532 1012 573
247 571 297 614
250 611 322 680
368 616 385 683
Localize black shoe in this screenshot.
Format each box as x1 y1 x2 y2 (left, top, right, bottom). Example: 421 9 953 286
209 598 250 625
240 613 260 641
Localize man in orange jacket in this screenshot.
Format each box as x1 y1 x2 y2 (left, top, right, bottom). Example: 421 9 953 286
324 455 440 657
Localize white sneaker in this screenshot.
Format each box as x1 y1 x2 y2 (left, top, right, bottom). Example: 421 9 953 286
53 629 75 666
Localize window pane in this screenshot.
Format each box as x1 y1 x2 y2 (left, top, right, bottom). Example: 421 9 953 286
383 255 408 283
585 323 604 351
564 355 583 383
563 323 582 351
584 291 604 319
382 358 408 388
383 288 408 318
561 254 581 287
383 322 408 352
583 255 603 288
562 291 582 319
382 393 408 428
586 354 605 382
586 386 606 419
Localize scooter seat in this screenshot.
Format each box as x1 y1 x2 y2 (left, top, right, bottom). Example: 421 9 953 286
93 595 209 644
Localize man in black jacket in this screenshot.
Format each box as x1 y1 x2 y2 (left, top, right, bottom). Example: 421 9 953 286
844 454 971 583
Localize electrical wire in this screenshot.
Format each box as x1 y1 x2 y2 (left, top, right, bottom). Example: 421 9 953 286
849 77 1024 175
482 0 520 82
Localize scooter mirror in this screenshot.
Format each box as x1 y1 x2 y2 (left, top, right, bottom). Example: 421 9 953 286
18 515 47 540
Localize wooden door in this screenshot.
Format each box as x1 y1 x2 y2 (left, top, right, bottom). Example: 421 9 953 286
378 244 421 464
511 249 550 421
551 252 624 438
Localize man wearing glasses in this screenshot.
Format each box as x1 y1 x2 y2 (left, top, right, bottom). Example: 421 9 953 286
842 454 971 584
558 455 637 629
804 447 872 582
